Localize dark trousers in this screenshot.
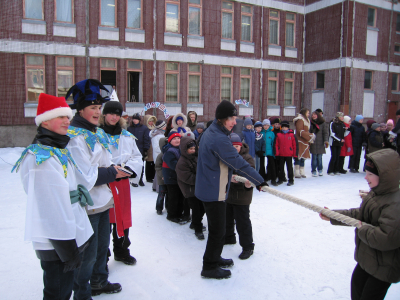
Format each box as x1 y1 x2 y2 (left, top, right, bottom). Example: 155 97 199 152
351 264 391 300
145 161 155 181
74 210 110 300
349 146 362 171
139 165 144 183
275 157 284 181
226 203 254 251
112 224 131 258
156 184 167 211
166 184 184 219
41 260 74 300
258 156 266 179
338 156 346 171
279 156 294 182
183 197 191 218
266 156 276 182
328 146 341 173
202 201 226 270
187 197 205 233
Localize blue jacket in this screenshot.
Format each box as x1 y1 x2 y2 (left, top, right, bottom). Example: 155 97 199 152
195 120 264 202
261 127 275 157
162 144 181 185
193 129 200 139
255 132 266 154
242 128 256 158
350 120 366 148
127 123 150 155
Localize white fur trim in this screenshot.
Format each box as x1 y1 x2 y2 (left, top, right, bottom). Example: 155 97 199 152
35 107 73 126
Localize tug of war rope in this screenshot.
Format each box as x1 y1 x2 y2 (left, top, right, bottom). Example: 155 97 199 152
232 175 372 229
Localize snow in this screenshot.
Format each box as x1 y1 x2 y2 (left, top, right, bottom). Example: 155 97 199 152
0 147 399 300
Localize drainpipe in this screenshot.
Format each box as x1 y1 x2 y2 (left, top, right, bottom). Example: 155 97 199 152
338 1 344 114
85 0 90 78
348 0 356 114
301 2 306 109
385 1 395 120
259 7 264 121
152 0 157 116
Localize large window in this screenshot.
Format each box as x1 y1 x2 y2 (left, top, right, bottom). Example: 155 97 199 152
166 0 180 33
268 71 278 104
392 74 398 91
127 60 142 102
364 71 373 90
100 0 116 27
241 5 252 42
127 0 142 29
188 64 201 102
316 71 325 89
166 62 179 102
240 68 251 102
367 7 376 27
100 59 117 98
55 0 73 23
269 10 279 45
397 14 400 32
56 57 74 100
286 13 295 47
24 0 43 20
221 67 232 102
284 72 294 106
221 1 234 39
25 55 45 102
189 0 201 35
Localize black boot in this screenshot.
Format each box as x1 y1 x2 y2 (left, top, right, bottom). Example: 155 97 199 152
238 249 254 260
217 257 234 268
130 182 138 187
201 267 231 279
139 180 145 186
114 254 137 265
195 232 205 240
91 282 122 296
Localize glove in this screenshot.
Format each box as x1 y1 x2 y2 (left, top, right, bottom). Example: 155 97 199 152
256 181 269 192
63 252 82 273
124 166 137 178
347 147 351 153
256 151 264 157
309 133 316 144
324 141 329 148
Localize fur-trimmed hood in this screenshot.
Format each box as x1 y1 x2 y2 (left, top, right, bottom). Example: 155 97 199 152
293 113 310 128
187 111 198 130
99 114 127 129
171 113 191 133
144 114 157 130
179 136 198 159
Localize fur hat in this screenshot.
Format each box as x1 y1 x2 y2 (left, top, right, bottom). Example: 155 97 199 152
371 123 380 131
281 120 290 128
132 113 141 121
229 133 242 146
270 116 281 124
35 93 73 126
262 119 271 126
168 132 181 143
336 112 344 118
66 79 110 111
355 115 363 122
254 121 262 128
215 100 237 119
343 116 351 124
365 159 379 176
155 120 166 129
102 101 123 117
244 118 253 127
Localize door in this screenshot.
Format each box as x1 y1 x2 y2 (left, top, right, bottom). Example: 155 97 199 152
128 72 141 102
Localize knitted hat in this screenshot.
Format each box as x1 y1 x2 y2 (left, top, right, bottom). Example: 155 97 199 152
254 121 262 128
262 119 271 126
215 100 237 119
196 123 205 130
229 133 242 146
396 109 400 116
281 120 290 128
66 79 110 111
315 108 323 114
366 120 376 128
371 123 380 130
182 132 195 140
387 119 394 126
132 113 141 121
336 112 344 118
176 116 184 123
168 132 181 143
343 116 351 124
365 159 379 176
187 141 196 149
355 115 363 122
270 116 281 124
155 120 166 129
244 118 253 127
35 93 73 126
102 101 123 117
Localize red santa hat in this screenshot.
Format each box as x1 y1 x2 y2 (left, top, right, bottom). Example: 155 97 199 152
35 93 73 126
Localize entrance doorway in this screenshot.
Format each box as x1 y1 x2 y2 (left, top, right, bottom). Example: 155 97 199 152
388 102 398 121
101 70 116 98
128 72 141 102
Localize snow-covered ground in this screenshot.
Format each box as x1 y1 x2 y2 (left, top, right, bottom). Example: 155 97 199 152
0 147 399 300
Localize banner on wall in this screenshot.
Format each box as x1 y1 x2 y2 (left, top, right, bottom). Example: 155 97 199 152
141 102 170 119
235 99 249 107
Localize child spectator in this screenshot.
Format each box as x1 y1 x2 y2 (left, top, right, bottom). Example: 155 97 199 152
176 137 206 240
338 115 354 174
144 115 157 184
309 110 329 177
270 117 285 182
243 118 256 159
170 113 191 135
193 122 205 139
320 149 400 300
328 112 347 175
155 137 168 215
367 123 384 153
187 111 198 132
150 120 167 191
262 119 277 185
254 121 265 174
225 133 255 260
275 120 297 186
349 115 366 173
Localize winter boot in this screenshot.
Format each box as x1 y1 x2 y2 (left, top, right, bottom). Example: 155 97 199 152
217 257 234 268
139 179 145 186
238 250 254 260
312 171 317 177
114 254 137 265
287 181 294 186
195 232 205 240
201 267 231 279
294 165 301 178
300 166 306 178
91 282 122 296
156 210 162 215
130 182 138 187
318 170 323 176
270 180 278 186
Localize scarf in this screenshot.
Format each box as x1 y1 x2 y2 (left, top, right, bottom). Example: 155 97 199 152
100 122 122 136
70 113 97 132
32 126 70 149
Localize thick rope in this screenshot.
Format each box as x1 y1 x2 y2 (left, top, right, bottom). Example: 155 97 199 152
233 175 371 229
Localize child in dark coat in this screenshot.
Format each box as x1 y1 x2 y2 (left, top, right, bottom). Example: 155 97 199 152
349 115 366 173
254 121 266 174
242 118 256 159
275 121 297 186
367 123 384 154
155 137 168 215
176 137 205 240
225 133 255 260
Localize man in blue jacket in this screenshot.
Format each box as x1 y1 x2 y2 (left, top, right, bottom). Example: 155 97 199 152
195 100 267 279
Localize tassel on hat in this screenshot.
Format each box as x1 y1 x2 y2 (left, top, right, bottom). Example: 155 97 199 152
66 79 110 111
35 93 73 126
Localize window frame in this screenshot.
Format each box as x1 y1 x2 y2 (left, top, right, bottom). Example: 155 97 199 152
240 68 251 104
126 0 143 29
268 70 278 105
284 72 294 106
364 70 373 90
391 73 399 92
99 0 117 28
220 66 233 102
269 10 280 46
396 14 400 32
188 0 202 36
165 0 180 33
285 12 295 48
56 56 74 101
367 7 376 28
240 4 252 42
25 54 45 102
315 71 325 90
126 60 142 71
165 62 180 103
187 64 202 103
395 43 400 54
221 0 234 40
54 0 74 23
24 0 44 20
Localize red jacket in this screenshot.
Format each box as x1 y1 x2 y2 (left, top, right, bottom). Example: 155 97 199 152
275 130 297 157
340 123 354 157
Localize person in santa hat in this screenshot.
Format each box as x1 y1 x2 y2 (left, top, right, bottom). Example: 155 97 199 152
12 93 94 300
65 79 129 298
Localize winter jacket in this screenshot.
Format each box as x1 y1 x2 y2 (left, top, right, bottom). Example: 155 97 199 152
368 130 384 153
232 118 244 141
226 143 255 206
187 111 198 132
170 113 191 134
193 129 201 139
195 119 264 202
242 128 256 158
350 120 366 148
329 118 346 147
393 118 400 149
155 137 168 186
275 130 297 157
127 121 150 156
261 126 275 157
162 143 181 185
175 137 198 198
255 132 266 156
293 114 314 159
150 128 165 161
309 117 329 155
144 115 157 162
330 149 400 283
340 123 354 157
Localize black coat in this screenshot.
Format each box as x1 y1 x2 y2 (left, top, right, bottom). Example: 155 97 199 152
176 137 198 198
329 118 346 147
368 130 384 153
349 120 366 148
127 123 150 155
